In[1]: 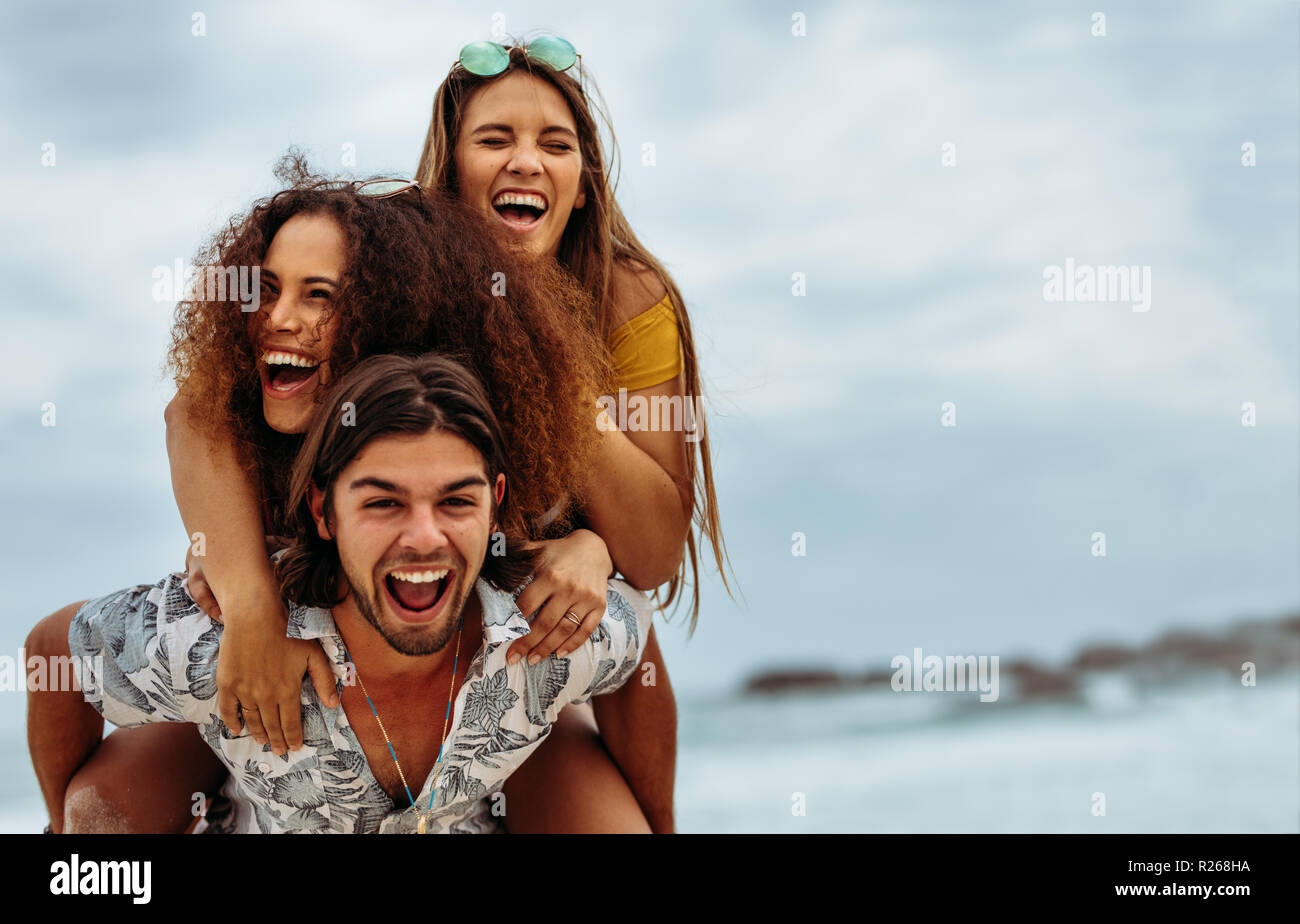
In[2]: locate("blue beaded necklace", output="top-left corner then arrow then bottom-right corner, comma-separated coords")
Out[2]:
342,609 -> 465,834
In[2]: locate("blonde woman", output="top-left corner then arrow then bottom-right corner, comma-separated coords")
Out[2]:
414,36 -> 733,832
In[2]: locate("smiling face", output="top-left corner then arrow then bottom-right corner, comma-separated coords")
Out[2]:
453,71 -> 587,260
310,428 -> 507,656
250,212 -> 346,433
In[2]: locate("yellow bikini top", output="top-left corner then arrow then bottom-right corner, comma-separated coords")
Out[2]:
530,292 -> 686,535
606,293 -> 684,391
532,294 -> 683,533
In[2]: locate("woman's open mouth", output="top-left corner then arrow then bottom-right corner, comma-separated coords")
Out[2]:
260,350 -> 321,399
383,567 -> 454,624
491,191 -> 547,232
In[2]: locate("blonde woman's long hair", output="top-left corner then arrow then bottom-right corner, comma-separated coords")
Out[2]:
416,39 -> 733,632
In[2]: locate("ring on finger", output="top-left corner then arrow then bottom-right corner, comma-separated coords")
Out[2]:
563,611 -> 582,627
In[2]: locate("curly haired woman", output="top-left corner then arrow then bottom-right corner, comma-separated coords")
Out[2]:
27,160 -> 660,833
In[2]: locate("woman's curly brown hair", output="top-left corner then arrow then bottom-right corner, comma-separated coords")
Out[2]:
166,153 -> 611,538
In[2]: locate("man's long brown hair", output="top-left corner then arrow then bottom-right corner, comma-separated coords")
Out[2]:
166,153 -> 610,538
416,41 -> 733,631
275,352 -> 538,607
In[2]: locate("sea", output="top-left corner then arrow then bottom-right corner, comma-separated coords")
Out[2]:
1,670 -> 1295,833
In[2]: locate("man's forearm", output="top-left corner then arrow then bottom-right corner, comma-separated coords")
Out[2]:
591,625 -> 678,833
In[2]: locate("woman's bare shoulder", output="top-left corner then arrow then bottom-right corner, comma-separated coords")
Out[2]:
609,257 -> 669,328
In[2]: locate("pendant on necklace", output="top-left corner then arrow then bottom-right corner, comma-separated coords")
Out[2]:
417,814 -> 427,834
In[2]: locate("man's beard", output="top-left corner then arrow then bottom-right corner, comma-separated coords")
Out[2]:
344,563 -> 474,656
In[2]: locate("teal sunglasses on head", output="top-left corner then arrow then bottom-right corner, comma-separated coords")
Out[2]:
317,179 -> 420,199
457,36 -> 578,76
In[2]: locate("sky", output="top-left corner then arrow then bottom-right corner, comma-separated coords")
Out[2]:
0,0 -> 1297,726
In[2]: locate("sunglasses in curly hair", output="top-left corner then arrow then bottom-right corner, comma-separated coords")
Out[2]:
456,36 -> 578,77
318,179 -> 421,200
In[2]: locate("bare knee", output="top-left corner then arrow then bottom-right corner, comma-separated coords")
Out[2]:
62,717 -> 140,834
26,601 -> 87,660
63,781 -> 132,834
504,703 -> 650,833
62,724 -> 226,833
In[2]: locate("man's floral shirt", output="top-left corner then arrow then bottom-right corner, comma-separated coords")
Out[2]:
69,571 -> 651,833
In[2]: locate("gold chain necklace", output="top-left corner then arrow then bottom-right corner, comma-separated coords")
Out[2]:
343,612 -> 464,834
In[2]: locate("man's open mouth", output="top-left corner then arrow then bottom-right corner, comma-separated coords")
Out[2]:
491,191 -> 547,228
261,350 -> 321,397
383,567 -> 453,623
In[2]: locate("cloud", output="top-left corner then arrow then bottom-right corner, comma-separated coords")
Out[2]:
0,0 -> 1295,704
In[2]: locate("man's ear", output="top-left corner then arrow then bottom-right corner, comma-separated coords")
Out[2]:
308,482 -> 333,541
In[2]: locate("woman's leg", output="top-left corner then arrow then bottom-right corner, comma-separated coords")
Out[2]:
502,702 -> 652,833
26,601 -> 227,833
63,724 -> 227,833
27,600 -> 99,830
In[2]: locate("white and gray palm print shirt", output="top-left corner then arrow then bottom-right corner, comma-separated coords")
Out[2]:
69,571 -> 653,833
